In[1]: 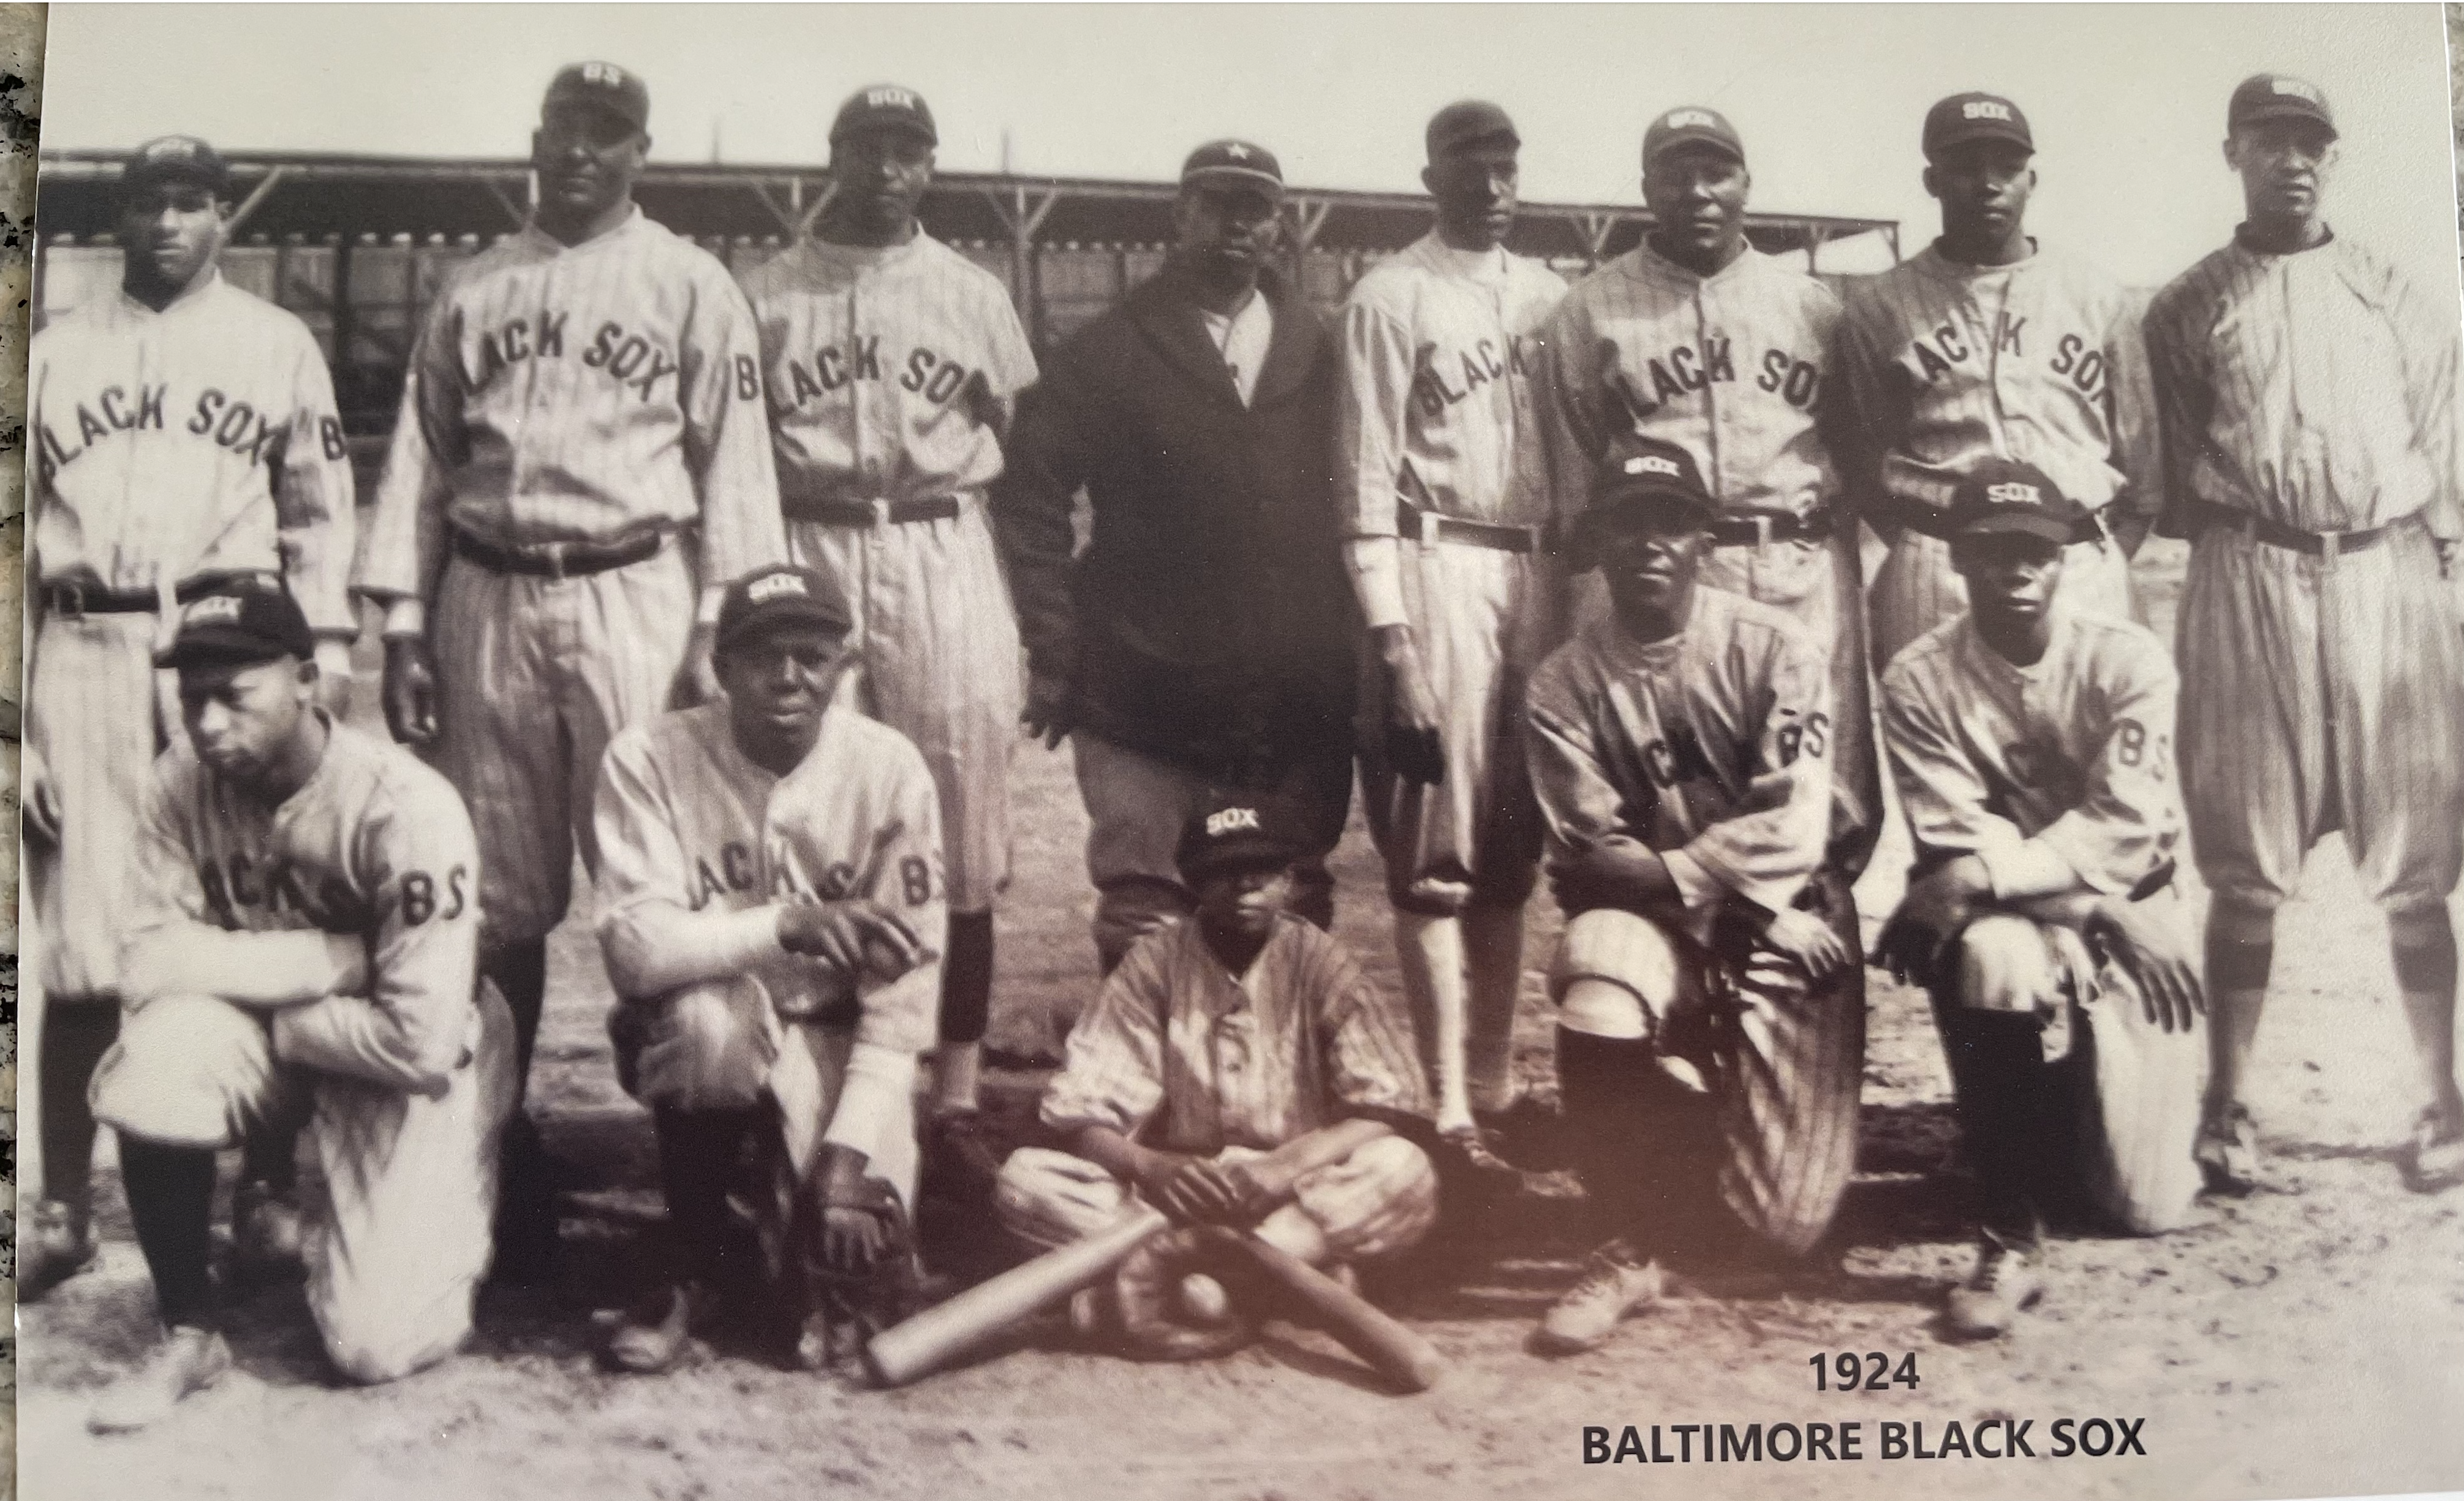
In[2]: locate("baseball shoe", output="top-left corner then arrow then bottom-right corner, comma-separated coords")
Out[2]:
2195,1104 -> 2263,1197
1532,1239 -> 1664,1356
924,1111 -> 1007,1206
88,1326 -> 232,1434
1943,1233 -> 2045,1340
602,1282 -> 714,1374
18,1200 -> 100,1301
232,1181 -> 309,1284
2402,1104 -> 2464,1194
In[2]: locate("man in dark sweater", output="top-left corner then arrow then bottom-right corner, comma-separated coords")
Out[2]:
994,139 -> 1356,973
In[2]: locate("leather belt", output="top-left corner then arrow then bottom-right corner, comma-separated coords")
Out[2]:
41,570 -> 274,619
785,494 -> 964,527
1707,507 -> 1833,548
451,525 -> 668,579
1395,507 -> 1538,554
2182,494 -> 2402,560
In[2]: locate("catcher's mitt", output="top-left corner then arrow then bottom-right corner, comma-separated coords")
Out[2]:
1097,1226 -> 1260,1363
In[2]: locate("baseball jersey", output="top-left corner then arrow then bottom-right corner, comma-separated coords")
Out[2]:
1337,234 -> 1566,614
356,208 -> 785,605
1040,913 -> 1429,1154
28,271 -> 356,634
594,701 -> 944,1072
1535,243 -> 1841,524
1834,243 -> 2156,527
121,719 -> 483,1093
1880,607 -> 2183,898
1525,588 -> 1835,929
742,233 -> 1038,508
2144,233 -> 2462,537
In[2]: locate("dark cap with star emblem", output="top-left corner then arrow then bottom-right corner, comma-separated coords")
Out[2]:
123,135 -> 233,197
1181,138 -> 1283,195
1943,458 -> 2093,545
544,61 -> 651,134
1174,789 -> 1304,882
2228,72 -> 2335,140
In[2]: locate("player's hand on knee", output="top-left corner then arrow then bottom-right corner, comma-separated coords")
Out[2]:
380,637 -> 441,747
1022,673 -> 1075,750
778,899 -> 924,980
2087,896 -> 2206,1033
1765,906 -> 1853,981
1135,1152 -> 1242,1225
22,747 -> 60,847
1374,627 -> 1447,785
814,1144 -> 894,1274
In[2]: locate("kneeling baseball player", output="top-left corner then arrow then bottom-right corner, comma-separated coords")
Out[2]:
593,564 -> 943,1374
994,794 -> 1439,1358
86,584 -> 515,1432
1523,436 -> 1864,1356
1875,460 -> 2204,1339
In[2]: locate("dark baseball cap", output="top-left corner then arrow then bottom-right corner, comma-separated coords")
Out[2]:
544,61 -> 651,134
1642,105 -> 1744,170
1426,100 -> 1519,161
831,84 -> 938,146
714,565 -> 854,654
123,135 -> 232,197
1922,92 -> 2033,161
2228,73 -> 2336,140
1943,458 -> 2092,545
157,583 -> 316,671
1174,792 -> 1303,882
1592,433 -> 1717,524
1181,139 -> 1284,195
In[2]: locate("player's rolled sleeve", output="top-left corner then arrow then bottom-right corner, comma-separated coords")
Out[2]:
592,727 -> 788,999
2141,290 -> 2213,541
2101,296 -> 2163,539
846,762 -> 947,1061
679,273 -> 787,583
1038,941 -> 1171,1138
2030,652 -> 2182,894
1336,301 -> 1421,629
279,335 -> 359,636
354,303 -> 467,606
1831,306 -> 1911,533
1524,662 -> 1639,863
1676,633 -> 1832,915
991,358 -> 1100,683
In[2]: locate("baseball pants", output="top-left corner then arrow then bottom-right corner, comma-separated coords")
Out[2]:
26,611 -> 165,1000
2177,520 -> 2464,917
89,983 -> 517,1383
789,496 -> 1024,916
1551,887 -> 1866,1258
1358,537 -> 1548,913
1869,527 -> 2137,671
1071,732 -> 1353,971
1938,907 -> 2204,1235
994,1136 -> 1440,1263
433,544 -> 697,947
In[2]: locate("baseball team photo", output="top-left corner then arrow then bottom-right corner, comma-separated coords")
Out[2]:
12,4 -> 2464,1499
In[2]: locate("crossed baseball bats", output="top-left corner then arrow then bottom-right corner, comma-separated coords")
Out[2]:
865,1130 -> 1447,1393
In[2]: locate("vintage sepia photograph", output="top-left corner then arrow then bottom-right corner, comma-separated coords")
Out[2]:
12,4 -> 2464,1498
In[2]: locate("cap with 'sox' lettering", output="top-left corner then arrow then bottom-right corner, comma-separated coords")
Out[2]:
1922,92 -> 2033,160
545,61 -> 651,133
1174,790 -> 1304,881
1643,105 -> 1744,169
832,84 -> 938,146
1943,457 -> 2093,545
715,565 -> 855,652
157,581 -> 316,670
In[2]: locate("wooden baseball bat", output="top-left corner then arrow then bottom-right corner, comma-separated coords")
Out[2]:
1212,1228 -> 1448,1393
864,1202 -> 1170,1387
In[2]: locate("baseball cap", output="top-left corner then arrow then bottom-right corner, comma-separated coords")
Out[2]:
1922,93 -> 2033,161
831,84 -> 938,146
157,583 -> 316,671
1426,100 -> 1519,161
1591,434 -> 1718,524
1642,106 -> 1744,170
714,565 -> 855,654
543,61 -> 651,134
1943,458 -> 2092,545
1174,792 -> 1303,883
123,135 -> 232,197
1181,139 -> 1284,195
2228,73 -> 2336,140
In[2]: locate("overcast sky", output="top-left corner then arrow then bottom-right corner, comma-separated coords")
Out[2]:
39,3 -> 2464,289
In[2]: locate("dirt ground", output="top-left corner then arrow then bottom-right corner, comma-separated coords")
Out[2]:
16,545 -> 2464,1501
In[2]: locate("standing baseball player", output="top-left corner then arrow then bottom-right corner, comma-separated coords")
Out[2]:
743,85 -> 1036,1199
594,564 -> 942,1375
84,583 -> 513,1431
1337,101 -> 1566,1163
1838,92 -> 2159,670
356,61 -> 787,1265
1875,460 -> 2204,1339
1523,435 -> 1861,1355
2145,74 -> 2464,1195
1533,105 -> 1881,891
20,135 -> 357,1299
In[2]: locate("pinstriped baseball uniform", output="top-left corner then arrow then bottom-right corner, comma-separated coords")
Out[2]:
356,206 -> 787,945
595,701 -> 945,1208
742,233 -> 1036,914
26,271 -> 355,1002
1880,606 -> 2202,1233
1838,243 -> 2158,665
2145,233 -> 2464,915
90,723 -> 515,1382
1533,243 -> 1880,873
1339,232 -> 1566,907
1525,591 -> 1861,1255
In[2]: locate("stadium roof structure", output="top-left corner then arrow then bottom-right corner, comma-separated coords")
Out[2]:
37,148 -> 1900,267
